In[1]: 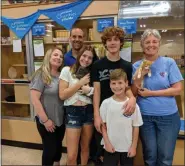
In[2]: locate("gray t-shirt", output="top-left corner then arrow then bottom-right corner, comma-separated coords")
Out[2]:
30,72 -> 64,126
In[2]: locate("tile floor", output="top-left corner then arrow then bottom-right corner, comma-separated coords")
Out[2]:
2,145 -> 95,165
2,145 -> 67,165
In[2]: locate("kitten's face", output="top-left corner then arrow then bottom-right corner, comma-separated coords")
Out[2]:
142,60 -> 153,69
75,67 -> 89,79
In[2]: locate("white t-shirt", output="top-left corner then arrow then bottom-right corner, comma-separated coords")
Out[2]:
100,97 -> 143,152
59,66 -> 92,106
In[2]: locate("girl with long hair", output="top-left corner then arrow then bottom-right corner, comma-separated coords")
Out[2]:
59,45 -> 98,165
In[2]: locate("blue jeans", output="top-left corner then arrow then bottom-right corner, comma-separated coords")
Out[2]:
65,104 -> 93,128
140,112 -> 180,166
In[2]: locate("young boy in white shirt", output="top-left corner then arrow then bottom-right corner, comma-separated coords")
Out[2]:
100,69 -> 143,166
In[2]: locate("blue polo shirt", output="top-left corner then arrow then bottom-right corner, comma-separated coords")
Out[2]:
132,56 -> 183,116
64,50 -> 76,66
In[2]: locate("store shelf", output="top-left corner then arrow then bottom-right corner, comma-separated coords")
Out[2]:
1,79 -> 30,84
12,64 -> 27,67
136,28 -> 184,32
1,44 -> 12,46
1,44 -> 26,47
1,78 -> 29,81
1,101 -> 30,105
44,41 -> 102,45
44,42 -> 69,45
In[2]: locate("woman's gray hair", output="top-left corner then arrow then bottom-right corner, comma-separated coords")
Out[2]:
140,29 -> 161,46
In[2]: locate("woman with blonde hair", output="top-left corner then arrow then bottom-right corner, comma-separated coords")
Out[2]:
59,45 -> 98,165
132,29 -> 183,166
30,46 -> 65,166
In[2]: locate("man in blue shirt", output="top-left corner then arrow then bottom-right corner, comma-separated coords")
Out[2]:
64,28 -> 85,66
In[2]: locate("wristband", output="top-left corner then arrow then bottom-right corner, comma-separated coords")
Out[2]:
43,118 -> 49,124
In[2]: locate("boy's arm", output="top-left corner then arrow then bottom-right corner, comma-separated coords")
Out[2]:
131,126 -> 139,149
101,123 -> 109,144
127,126 -> 139,157
93,82 -> 103,133
102,123 -> 115,153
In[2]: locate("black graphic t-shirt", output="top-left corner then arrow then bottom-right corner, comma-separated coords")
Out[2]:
91,56 -> 132,105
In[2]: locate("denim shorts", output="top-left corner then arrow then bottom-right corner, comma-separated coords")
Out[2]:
65,104 -> 93,128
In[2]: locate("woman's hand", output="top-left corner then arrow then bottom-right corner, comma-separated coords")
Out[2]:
80,85 -> 91,94
79,74 -> 90,86
138,88 -> 153,97
44,119 -> 56,132
123,97 -> 136,116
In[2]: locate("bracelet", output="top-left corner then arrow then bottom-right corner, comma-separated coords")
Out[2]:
42,118 -> 49,124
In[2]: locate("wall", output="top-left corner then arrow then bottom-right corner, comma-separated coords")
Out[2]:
2,1 -> 119,19
2,119 -> 67,146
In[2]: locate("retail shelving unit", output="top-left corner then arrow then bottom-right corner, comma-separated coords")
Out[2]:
1,24 -> 34,121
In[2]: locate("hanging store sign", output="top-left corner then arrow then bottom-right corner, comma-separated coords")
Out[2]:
117,18 -> 137,34
1,12 -> 40,39
97,18 -> 114,32
32,23 -> 46,36
1,0 -> 92,37
39,0 -> 92,30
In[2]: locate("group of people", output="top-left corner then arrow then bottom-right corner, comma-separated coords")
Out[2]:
30,26 -> 183,166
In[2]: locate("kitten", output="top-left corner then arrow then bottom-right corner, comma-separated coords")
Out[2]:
133,59 -> 153,88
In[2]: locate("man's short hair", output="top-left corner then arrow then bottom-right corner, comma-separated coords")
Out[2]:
69,27 -> 84,37
110,69 -> 127,82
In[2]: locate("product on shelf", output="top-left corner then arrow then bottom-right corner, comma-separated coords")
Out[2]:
8,67 -> 17,79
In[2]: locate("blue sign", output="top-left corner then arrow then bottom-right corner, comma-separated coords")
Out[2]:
39,0 -> 92,30
117,18 -> 137,34
97,18 -> 114,32
1,12 -> 40,39
32,23 -> 46,36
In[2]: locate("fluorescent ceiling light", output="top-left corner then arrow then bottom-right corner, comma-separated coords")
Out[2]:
140,1 -> 156,5
152,2 -> 171,14
119,1 -> 171,18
